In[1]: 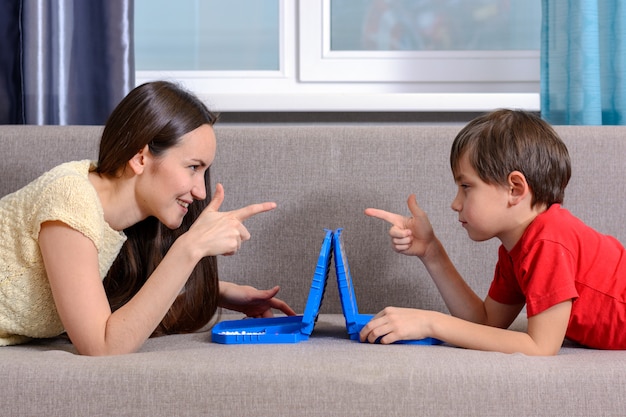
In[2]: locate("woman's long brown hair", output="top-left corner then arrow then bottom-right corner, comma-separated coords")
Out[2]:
97,81 -> 220,336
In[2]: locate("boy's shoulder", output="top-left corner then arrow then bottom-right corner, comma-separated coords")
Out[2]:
521,204 -> 616,252
534,204 -> 577,225
520,204 -> 588,247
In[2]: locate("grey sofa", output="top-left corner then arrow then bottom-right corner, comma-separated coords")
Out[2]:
0,123 -> 625,417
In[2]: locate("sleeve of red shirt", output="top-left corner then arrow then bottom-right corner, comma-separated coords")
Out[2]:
488,245 -> 526,305
489,241 -> 579,317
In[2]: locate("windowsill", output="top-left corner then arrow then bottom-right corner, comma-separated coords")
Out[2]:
197,92 -> 540,113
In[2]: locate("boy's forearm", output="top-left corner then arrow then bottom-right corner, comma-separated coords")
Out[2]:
429,312 -> 559,356
419,237 -> 487,323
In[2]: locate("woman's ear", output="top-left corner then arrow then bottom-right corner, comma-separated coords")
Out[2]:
507,170 -> 530,206
128,144 -> 150,175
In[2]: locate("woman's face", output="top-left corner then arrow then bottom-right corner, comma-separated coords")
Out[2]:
138,124 -> 217,229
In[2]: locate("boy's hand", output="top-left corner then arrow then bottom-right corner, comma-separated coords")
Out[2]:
365,194 -> 436,258
359,306 -> 434,344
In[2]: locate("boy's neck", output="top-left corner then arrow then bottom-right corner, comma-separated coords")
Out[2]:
500,203 -> 548,251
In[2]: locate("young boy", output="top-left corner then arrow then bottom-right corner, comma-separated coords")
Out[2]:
361,109 -> 626,355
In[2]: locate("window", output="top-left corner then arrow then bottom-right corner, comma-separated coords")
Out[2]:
329,0 -> 539,52
135,0 -> 280,71
135,0 -> 541,112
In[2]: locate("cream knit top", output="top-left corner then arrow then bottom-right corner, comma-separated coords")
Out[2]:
0,160 -> 126,345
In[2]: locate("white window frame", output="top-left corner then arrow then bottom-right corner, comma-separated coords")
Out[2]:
135,0 -> 540,112
300,1 -> 540,84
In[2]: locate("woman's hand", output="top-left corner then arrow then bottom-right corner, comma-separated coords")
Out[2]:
186,183 -> 276,258
218,282 -> 296,318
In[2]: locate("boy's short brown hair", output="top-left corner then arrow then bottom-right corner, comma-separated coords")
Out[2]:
450,109 -> 571,208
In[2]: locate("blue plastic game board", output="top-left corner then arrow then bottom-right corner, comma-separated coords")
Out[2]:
211,229 -> 333,344
212,228 -> 442,345
333,228 -> 442,345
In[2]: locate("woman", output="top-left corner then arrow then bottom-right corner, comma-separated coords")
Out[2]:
0,81 -> 294,355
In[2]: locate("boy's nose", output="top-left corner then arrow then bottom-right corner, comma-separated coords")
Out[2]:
450,193 -> 462,212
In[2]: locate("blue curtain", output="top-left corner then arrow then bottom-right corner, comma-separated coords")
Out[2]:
0,0 -> 134,125
541,0 -> 626,125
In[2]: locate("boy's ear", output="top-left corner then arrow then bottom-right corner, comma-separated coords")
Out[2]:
508,170 -> 530,206
128,144 -> 150,175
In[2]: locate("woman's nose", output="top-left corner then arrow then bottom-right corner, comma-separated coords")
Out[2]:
192,178 -> 207,200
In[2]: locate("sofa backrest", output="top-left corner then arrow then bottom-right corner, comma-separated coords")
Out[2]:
1,124 -> 625,315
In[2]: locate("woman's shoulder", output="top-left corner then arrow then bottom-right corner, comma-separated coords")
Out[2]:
8,160 -> 95,197
1,160 -> 92,202
11,160 -> 96,213
2,160 -> 103,239
30,160 -> 94,197
33,161 -> 101,218
43,160 -> 95,183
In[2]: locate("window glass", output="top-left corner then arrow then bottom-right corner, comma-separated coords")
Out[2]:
135,0 -> 540,112
330,0 -> 540,51
135,0 -> 280,71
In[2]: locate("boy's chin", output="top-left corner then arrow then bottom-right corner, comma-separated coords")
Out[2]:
465,231 -> 493,242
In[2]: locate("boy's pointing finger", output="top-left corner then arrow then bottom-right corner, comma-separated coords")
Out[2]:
365,208 -> 406,228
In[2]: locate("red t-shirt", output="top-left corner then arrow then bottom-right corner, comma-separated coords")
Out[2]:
488,204 -> 626,349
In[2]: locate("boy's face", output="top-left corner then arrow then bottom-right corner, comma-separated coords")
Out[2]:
451,153 -> 513,244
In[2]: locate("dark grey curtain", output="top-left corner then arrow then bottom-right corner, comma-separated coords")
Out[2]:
0,0 -> 134,125
0,0 -> 23,123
